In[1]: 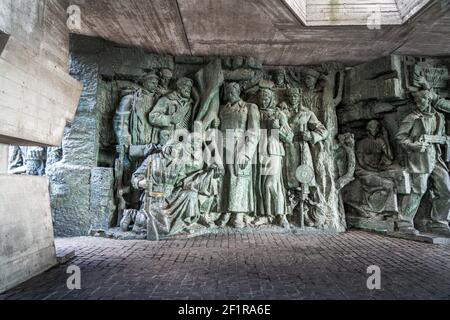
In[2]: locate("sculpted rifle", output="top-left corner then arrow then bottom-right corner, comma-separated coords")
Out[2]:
419,134 -> 450,162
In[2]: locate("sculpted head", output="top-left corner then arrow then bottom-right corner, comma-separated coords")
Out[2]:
159,68 -> 173,89
338,133 -> 355,147
224,82 -> 241,104
141,73 -> 160,93
367,120 -> 381,138
303,69 -> 320,90
413,90 -> 432,113
272,69 -> 286,87
286,87 -> 302,107
176,77 -> 194,99
259,88 -> 276,110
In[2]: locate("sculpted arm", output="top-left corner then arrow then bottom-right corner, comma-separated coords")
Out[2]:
396,116 -> 426,153
308,112 -> 329,144
131,157 -> 149,190
113,95 -> 133,145
432,91 -> 450,114
239,104 -> 261,161
148,98 -> 172,127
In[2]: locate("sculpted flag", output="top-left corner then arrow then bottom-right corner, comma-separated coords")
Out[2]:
194,59 -> 224,129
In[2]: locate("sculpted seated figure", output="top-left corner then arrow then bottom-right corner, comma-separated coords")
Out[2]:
126,134 -> 222,239
345,120 -> 407,218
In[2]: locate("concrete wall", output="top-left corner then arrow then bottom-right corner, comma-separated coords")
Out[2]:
0,144 -> 8,174
0,0 -> 81,293
0,175 -> 57,293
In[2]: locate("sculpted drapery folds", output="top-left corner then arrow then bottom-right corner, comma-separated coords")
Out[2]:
218,82 -> 261,228
257,86 -> 293,228
353,120 -> 399,215
130,135 -> 221,238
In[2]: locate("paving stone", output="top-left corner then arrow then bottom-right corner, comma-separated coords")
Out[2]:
1,231 -> 449,300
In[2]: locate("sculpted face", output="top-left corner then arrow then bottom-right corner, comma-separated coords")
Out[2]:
415,92 -> 431,113
305,75 -> 318,90
288,92 -> 300,107
275,73 -> 285,86
143,77 -> 159,93
161,76 -> 171,88
225,84 -> 241,104
259,90 -> 273,109
367,121 -> 380,137
178,81 -> 193,99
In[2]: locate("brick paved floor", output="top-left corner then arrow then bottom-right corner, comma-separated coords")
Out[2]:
1,231 -> 449,300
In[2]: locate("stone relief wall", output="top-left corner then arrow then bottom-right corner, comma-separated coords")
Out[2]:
11,36 -> 450,240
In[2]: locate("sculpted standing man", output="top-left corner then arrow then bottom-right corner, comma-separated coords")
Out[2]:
396,89 -> 450,236
149,77 -> 195,144
302,68 -> 322,116
285,90 -> 328,190
113,73 -> 160,146
219,82 -> 261,228
158,68 -> 173,97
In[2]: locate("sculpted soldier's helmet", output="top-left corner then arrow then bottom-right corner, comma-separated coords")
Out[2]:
176,77 -> 194,88
160,68 -> 173,78
140,73 -> 159,82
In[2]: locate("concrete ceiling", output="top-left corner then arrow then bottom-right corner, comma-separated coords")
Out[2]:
68,0 -> 450,66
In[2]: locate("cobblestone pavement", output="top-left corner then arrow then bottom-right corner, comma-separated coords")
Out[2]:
1,231 -> 450,300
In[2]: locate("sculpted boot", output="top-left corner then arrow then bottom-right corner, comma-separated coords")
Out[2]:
396,219 -> 420,235
232,213 -> 246,229
429,222 -> 450,237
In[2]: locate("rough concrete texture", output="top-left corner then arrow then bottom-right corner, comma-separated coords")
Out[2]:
48,55 -> 102,237
1,231 -> 449,300
67,0 -> 450,65
0,175 -> 57,293
89,167 -> 115,231
0,0 -> 81,146
48,37 -> 175,237
0,144 -> 8,173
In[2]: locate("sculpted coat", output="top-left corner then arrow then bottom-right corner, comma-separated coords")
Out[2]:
219,99 -> 260,214
285,107 -> 328,189
149,89 -> 194,144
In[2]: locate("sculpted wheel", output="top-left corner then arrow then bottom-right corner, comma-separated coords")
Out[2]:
295,165 -> 315,184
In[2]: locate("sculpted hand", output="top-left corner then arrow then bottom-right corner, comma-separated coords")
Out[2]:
236,154 -> 250,170
301,131 -> 313,142
272,119 -> 281,129
138,179 -> 147,189
414,143 -> 429,153
211,118 -> 221,129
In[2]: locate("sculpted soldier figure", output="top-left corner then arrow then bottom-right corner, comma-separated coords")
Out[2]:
158,68 -> 173,96
396,89 -> 450,236
302,68 -> 322,116
285,90 -> 328,190
130,134 -> 222,238
257,86 -> 293,228
287,87 -> 328,227
272,69 -> 289,89
113,73 -> 160,146
278,87 -> 301,120
149,77 -> 195,145
218,82 -> 260,228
